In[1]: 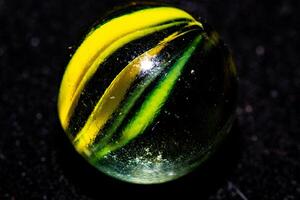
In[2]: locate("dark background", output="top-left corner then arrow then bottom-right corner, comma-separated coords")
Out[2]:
0,0 -> 299,199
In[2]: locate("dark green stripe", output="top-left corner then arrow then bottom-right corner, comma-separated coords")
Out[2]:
90,29 -> 202,154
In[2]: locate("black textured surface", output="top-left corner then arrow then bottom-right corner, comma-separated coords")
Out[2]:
0,0 -> 299,199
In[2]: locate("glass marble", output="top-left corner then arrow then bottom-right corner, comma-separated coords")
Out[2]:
58,3 -> 237,184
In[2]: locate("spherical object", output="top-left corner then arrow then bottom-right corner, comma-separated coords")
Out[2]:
58,4 -> 237,184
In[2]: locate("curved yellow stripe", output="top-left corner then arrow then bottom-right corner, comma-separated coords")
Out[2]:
61,21 -> 188,130
74,31 -> 187,156
58,7 -> 202,130
95,35 -> 203,158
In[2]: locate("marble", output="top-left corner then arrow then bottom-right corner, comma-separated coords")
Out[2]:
57,3 -> 237,184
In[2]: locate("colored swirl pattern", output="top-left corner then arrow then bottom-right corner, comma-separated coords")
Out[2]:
58,5 -> 237,184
